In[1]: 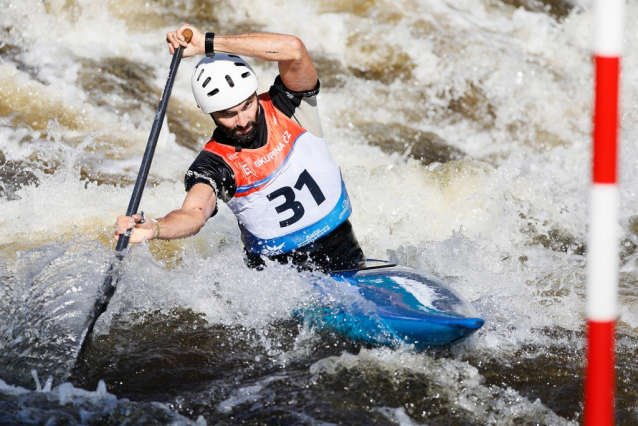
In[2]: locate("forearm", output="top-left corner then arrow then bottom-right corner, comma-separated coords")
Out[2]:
154,208 -> 207,240
217,34 -> 317,91
114,184 -> 215,243
168,25 -> 317,92
214,33 -> 305,62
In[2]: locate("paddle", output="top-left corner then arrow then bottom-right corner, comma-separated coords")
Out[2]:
72,29 -> 193,363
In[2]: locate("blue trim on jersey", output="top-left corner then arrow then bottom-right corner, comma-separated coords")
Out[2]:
234,132 -> 305,196
241,181 -> 353,255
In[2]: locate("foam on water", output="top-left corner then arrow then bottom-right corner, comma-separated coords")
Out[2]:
92,243 -> 316,335
3,0 -> 638,422
309,347 -> 578,424
0,377 -> 207,425
0,0 -> 599,337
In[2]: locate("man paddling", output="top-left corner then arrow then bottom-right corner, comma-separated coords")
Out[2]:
115,24 -> 365,272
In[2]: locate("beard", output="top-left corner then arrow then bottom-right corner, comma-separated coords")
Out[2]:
217,120 -> 259,144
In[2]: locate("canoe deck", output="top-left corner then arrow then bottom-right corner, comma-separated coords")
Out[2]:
298,260 -> 484,348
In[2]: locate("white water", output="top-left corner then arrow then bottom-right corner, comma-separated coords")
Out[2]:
309,348 -> 577,425
2,0 -> 638,422
0,377 -> 207,425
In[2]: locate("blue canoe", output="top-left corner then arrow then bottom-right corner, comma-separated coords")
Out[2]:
298,260 -> 484,348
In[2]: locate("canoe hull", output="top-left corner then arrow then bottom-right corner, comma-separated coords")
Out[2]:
299,260 -> 484,348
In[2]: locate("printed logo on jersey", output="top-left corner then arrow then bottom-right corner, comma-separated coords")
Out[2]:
339,199 -> 350,220
227,152 -> 239,161
261,242 -> 285,256
298,225 -> 331,246
239,161 -> 256,179
254,142 -> 286,167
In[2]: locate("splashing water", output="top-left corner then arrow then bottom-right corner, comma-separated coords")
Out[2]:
3,0 -> 638,424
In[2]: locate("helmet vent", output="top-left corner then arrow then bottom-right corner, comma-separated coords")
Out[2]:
225,75 -> 235,87
234,62 -> 246,67
202,77 -> 211,88
241,72 -> 251,79
197,69 -> 205,81
207,88 -> 219,97
228,54 -> 240,58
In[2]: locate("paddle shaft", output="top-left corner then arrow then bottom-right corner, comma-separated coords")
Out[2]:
117,29 -> 193,250
74,30 -> 193,362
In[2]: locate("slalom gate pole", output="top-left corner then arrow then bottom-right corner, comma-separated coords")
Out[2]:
585,1 -> 624,424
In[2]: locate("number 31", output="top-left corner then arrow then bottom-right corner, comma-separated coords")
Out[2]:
266,169 -> 326,228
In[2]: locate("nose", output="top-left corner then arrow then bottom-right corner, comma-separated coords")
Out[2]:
236,111 -> 250,128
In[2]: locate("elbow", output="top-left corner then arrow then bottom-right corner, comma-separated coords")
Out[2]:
195,211 -> 207,230
185,207 -> 209,235
189,217 -> 207,237
197,207 -> 210,230
285,35 -> 306,61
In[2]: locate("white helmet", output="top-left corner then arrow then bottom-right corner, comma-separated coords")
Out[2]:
191,54 -> 259,113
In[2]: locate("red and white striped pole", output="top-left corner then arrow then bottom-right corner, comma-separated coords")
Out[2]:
585,0 -> 624,424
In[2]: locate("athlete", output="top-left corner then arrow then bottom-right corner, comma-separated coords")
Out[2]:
115,24 -> 365,272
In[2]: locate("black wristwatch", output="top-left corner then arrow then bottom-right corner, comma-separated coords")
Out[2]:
205,32 -> 215,58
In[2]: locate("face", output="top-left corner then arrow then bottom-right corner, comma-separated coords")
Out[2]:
211,93 -> 259,144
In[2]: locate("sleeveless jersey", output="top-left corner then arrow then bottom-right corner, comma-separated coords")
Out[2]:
203,93 -> 352,256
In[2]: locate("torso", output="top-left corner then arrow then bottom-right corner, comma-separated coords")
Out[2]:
203,93 -> 352,256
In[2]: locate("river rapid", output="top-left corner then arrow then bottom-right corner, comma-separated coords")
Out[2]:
2,0 -> 638,424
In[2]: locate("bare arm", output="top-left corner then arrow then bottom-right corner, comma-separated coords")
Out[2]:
166,24 -> 317,92
115,183 -> 217,243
